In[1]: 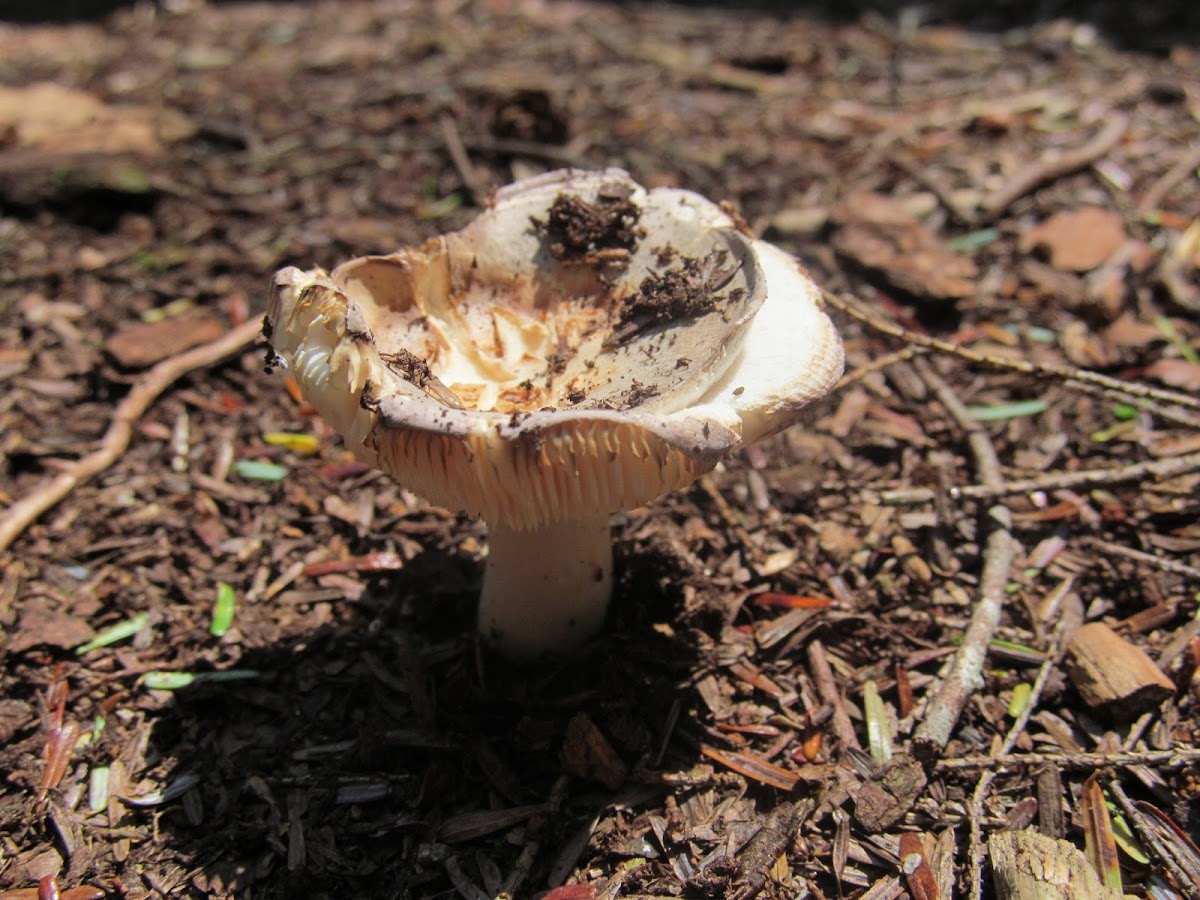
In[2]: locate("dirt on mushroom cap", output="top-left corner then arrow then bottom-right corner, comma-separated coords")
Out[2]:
533,189 -> 645,266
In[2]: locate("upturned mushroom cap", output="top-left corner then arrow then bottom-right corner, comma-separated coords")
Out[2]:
265,168 -> 842,531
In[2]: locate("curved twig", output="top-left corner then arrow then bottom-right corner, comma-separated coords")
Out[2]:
0,318 -> 264,554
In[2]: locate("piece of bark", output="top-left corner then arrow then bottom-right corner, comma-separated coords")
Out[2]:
989,830 -> 1122,900
1065,622 -> 1174,718
854,754 -> 926,833
1036,765 -> 1065,839
727,799 -> 813,900
559,712 -> 627,789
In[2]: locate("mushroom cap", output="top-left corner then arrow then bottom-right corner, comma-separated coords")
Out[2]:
266,168 -> 843,529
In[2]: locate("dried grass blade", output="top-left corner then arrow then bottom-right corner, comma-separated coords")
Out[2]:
699,745 -> 798,791
863,680 -> 893,765
439,804 -> 550,843
37,720 -> 80,803
833,809 -> 849,887
1080,775 -> 1123,892
895,662 -> 914,719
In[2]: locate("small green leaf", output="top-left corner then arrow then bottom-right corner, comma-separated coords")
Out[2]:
1111,403 -> 1137,421
419,192 -> 464,219
141,670 -> 260,691
1091,421 -> 1136,443
233,459 -> 289,481
1008,682 -> 1033,717
141,296 -> 193,321
966,399 -> 1048,422
987,638 -> 1047,665
211,582 -> 236,637
946,227 -> 1000,252
76,612 -> 149,655
1107,806 -> 1150,864
263,432 -> 319,454
1155,315 -> 1200,364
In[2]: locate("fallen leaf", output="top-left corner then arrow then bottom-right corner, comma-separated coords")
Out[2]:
751,592 -> 835,610
1101,314 -> 1163,351
1021,206 -> 1126,271
11,609 -> 94,654
105,314 -> 224,369
1158,219 -> 1200,312
899,832 -> 939,900
438,804 -> 549,843
1143,358 -> 1200,391
816,522 -> 862,560
831,192 -> 978,300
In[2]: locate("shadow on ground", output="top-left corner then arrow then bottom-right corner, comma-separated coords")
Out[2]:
3,0 -> 1199,50
138,540 -> 724,898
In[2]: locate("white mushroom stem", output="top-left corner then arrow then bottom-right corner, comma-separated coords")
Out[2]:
478,514 -> 613,661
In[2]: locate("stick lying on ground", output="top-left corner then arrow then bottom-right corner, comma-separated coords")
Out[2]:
0,317 -> 264,554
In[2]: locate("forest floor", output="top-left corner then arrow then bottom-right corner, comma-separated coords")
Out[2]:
1,2 -> 1199,898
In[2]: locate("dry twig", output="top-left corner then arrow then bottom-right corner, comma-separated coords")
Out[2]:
1081,536 -> 1200,580
912,359 -> 1017,756
834,345 -> 926,392
936,746 -> 1200,772
909,361 -> 1019,900
880,450 -> 1200,506
439,113 -> 489,205
1138,142 -> 1200,216
822,289 -> 1200,421
0,318 -> 264,554
728,799 -> 814,900
807,640 -> 861,752
975,114 -> 1129,222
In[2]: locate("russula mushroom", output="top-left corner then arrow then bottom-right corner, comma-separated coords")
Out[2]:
264,168 -> 843,660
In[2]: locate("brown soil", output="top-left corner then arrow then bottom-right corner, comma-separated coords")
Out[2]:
618,251 -> 735,333
537,192 -> 644,266
1,3 -> 1199,900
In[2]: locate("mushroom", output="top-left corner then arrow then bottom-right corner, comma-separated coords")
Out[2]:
264,168 -> 843,660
